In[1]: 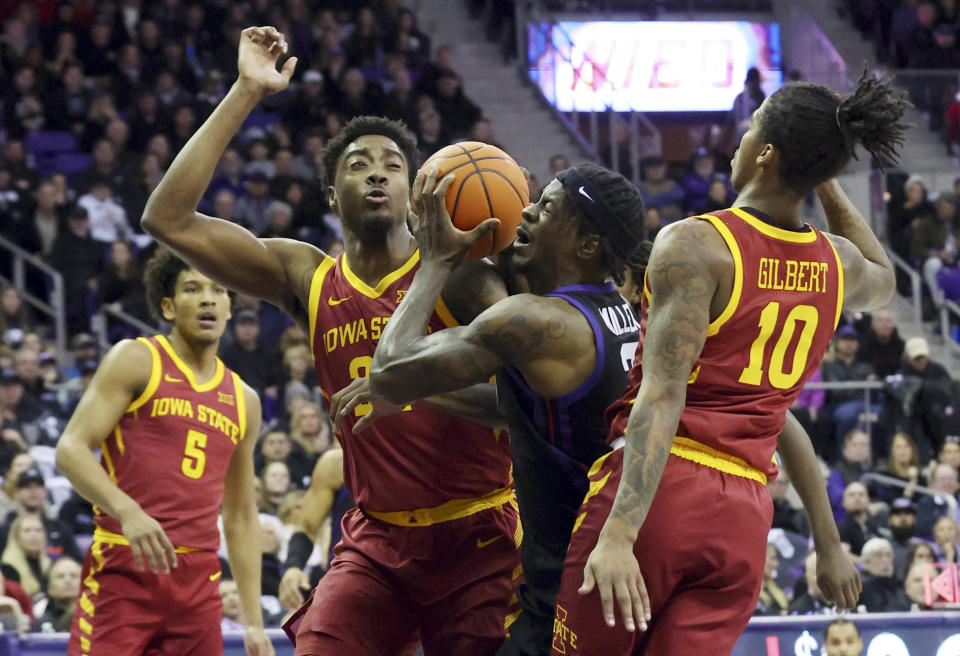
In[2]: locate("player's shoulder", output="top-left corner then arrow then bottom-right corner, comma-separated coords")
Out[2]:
102,337 -> 156,371
262,238 -> 331,309
652,217 -> 729,266
235,378 -> 262,415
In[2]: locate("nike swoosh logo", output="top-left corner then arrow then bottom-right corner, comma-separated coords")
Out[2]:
328,296 -> 352,306
209,571 -> 222,582
578,186 -> 594,202
164,374 -> 184,383
476,536 -> 502,549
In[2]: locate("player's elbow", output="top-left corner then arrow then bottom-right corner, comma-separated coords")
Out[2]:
55,439 -> 79,479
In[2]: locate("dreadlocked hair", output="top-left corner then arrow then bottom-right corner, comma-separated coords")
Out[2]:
321,115 -> 419,189
758,68 -> 911,197
569,163 -> 648,286
143,247 -> 191,321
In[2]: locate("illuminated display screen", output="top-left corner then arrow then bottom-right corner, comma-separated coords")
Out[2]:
527,21 -> 783,112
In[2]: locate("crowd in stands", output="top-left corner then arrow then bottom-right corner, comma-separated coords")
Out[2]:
0,0 -> 957,638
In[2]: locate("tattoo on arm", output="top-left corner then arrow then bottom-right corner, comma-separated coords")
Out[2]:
607,222 -> 715,535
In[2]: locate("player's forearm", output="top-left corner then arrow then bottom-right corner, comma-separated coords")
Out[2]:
776,413 -> 842,551
224,508 -> 265,629
816,179 -> 892,273
55,439 -> 141,521
604,385 -> 684,541
424,382 -> 507,430
371,260 -> 452,398
141,83 -> 264,235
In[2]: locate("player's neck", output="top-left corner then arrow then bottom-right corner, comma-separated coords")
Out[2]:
342,230 -> 417,285
732,181 -> 806,231
167,329 -> 220,382
526,262 -> 603,295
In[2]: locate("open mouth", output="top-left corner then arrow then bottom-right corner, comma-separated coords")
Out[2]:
198,312 -> 217,328
365,189 -> 389,204
514,225 -> 532,247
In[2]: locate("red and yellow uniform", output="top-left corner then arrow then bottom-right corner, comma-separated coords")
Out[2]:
289,250 -> 519,656
552,208 -> 844,656
68,335 -> 247,656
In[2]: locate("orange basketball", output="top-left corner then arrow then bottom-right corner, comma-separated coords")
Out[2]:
420,141 -> 529,259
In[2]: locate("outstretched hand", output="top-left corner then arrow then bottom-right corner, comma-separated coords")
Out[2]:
816,543 -> 862,611
237,26 -> 298,97
579,531 -> 650,633
329,377 -> 405,433
410,165 -> 499,267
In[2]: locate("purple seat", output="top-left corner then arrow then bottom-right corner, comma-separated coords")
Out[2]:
26,131 -> 77,155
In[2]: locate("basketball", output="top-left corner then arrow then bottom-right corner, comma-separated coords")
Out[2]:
420,141 -> 530,259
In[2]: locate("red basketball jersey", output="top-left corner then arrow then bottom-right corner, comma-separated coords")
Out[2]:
94,335 -> 247,550
308,250 -> 512,513
607,208 -> 844,479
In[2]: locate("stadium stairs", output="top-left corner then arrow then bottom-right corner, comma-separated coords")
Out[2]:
413,0 -> 594,183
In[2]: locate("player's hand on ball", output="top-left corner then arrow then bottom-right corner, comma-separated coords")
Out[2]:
411,165 -> 499,267
579,530 -> 650,633
279,567 -> 311,610
118,505 -> 177,574
237,26 -> 297,97
816,543 -> 862,611
243,626 -> 275,656
330,377 -> 403,433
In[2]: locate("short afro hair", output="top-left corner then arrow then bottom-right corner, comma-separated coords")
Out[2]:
321,115 -> 419,189
143,247 -> 192,321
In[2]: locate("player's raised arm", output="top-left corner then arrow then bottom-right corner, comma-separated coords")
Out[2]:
278,449 -> 343,611
580,220 -> 720,633
816,72 -> 910,311
777,411 -> 862,611
56,340 -> 177,575
141,27 -> 317,312
222,384 -> 274,656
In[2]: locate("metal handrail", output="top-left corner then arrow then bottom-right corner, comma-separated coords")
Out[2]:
886,248 -> 924,333
803,380 -> 884,443
939,299 -> 960,363
92,303 -> 159,350
0,234 -> 67,362
861,471 -> 959,517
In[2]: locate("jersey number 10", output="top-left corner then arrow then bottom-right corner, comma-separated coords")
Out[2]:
738,302 -> 819,390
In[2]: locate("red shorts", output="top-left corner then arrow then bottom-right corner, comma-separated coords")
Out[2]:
552,449 -> 773,656
289,498 -> 521,656
68,540 -> 223,656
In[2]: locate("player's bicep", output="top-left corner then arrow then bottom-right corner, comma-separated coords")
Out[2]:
640,224 -> 714,389
223,387 -> 261,521
60,340 -> 152,452
299,451 -> 342,536
148,210 -> 318,310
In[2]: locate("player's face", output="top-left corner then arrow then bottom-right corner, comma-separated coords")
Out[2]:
162,269 -> 231,344
730,103 -> 767,193
330,134 -> 410,242
512,179 -> 580,277
824,624 -> 863,656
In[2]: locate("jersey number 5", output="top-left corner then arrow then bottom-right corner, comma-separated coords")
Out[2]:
181,429 -> 207,479
738,302 -> 819,389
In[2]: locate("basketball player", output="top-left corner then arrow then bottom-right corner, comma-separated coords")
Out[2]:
367,162 -> 645,655
278,448 -> 352,611
141,27 -> 518,655
549,71 -> 908,655
56,249 -> 271,655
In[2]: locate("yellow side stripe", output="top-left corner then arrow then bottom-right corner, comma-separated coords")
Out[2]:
365,487 -> 514,527
78,617 -> 92,635
93,527 -> 202,553
79,591 -> 95,617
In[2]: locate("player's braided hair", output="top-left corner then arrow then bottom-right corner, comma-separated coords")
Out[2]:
569,163 -> 648,286
758,69 -> 911,197
143,247 -> 191,321
321,115 -> 420,189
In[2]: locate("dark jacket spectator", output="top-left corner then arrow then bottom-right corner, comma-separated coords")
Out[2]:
856,309 -> 905,378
